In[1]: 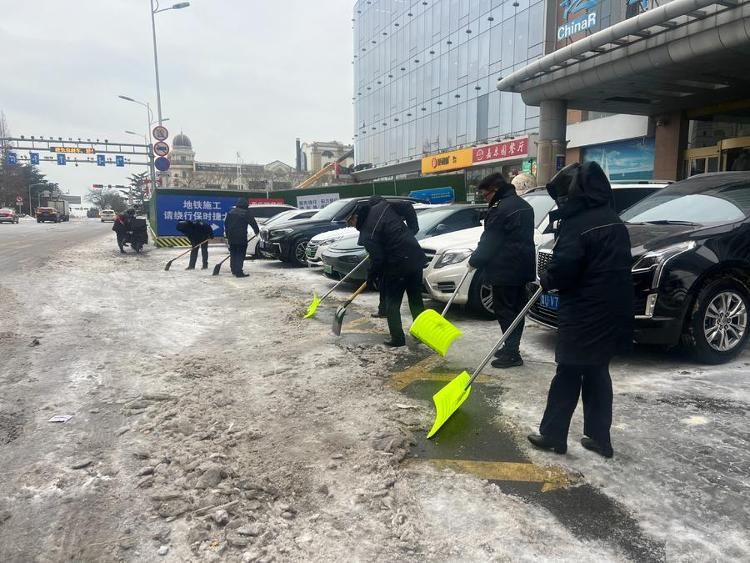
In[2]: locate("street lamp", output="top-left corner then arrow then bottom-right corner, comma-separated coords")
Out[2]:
150,0 -> 190,125
118,95 -> 158,193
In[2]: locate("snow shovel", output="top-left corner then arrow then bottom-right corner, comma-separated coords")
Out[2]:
427,286 -> 543,438
304,255 -> 369,319
164,240 -> 207,271
212,234 -> 257,276
332,281 -> 368,336
409,267 -> 472,356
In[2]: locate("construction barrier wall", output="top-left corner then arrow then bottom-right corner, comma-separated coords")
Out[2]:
148,173 -> 467,243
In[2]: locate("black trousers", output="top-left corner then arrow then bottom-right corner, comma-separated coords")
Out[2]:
384,270 -> 424,344
539,363 -> 613,446
377,276 -> 388,315
188,240 -> 209,268
492,285 -> 527,355
229,243 -> 248,275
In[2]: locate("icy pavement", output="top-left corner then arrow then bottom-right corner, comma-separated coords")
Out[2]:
0,231 -> 747,562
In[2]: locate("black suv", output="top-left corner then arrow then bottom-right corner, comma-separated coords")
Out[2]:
532,172 -> 750,364
257,196 -> 424,266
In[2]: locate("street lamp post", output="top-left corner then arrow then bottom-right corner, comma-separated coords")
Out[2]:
119,95 -> 158,196
149,0 -> 190,126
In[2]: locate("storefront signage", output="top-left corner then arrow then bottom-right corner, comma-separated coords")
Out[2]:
557,0 -> 601,43
249,198 -> 285,205
472,138 -> 530,165
421,148 -> 473,174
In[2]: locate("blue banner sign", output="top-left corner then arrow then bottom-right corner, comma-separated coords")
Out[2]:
30,152 -> 39,165
156,193 -> 244,237
408,187 -> 455,204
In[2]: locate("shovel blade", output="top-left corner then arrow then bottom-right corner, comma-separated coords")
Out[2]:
164,261 -> 173,271
332,305 -> 346,336
427,371 -> 472,438
212,263 -> 222,276
303,293 -> 321,319
409,309 -> 463,357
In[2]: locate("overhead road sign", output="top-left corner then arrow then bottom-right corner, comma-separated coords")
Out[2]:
116,155 -> 125,167
50,146 -> 95,154
7,152 -> 17,165
57,154 -> 66,165
97,154 -> 106,166
30,152 -> 40,165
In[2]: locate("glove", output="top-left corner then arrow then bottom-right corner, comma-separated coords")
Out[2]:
367,270 -> 382,290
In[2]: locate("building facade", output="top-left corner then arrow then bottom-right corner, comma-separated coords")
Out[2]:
299,140 -> 354,173
352,0 -> 546,173
165,133 -> 306,191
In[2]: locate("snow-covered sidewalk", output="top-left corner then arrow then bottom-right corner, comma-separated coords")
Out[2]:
1,231 -> 747,562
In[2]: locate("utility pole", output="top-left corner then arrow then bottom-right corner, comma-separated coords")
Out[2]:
236,152 -> 243,190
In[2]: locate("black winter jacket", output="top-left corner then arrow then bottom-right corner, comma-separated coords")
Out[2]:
468,183 -> 536,286
356,196 -> 426,278
223,208 -> 259,245
540,162 -> 634,365
176,220 -> 214,243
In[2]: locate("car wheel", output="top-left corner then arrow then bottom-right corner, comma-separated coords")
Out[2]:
467,269 -> 495,319
683,276 -> 749,364
291,238 -> 310,267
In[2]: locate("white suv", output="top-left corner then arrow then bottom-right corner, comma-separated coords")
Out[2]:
421,183 -> 668,318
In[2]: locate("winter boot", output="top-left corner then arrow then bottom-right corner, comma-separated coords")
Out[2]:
527,434 -> 567,454
581,437 -> 614,458
491,352 -> 523,369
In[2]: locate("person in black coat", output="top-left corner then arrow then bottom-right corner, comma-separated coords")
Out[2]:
223,199 -> 259,278
468,173 -> 536,368
112,212 -> 128,253
528,162 -> 634,459
176,220 -> 214,270
353,196 -> 426,347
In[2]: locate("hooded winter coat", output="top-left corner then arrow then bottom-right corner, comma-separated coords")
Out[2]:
356,196 -> 426,278
540,162 -> 634,365
223,201 -> 259,245
468,182 -> 536,285
176,220 -> 214,242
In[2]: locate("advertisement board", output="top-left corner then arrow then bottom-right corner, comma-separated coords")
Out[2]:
408,187 -> 455,204
421,148 -> 473,175
296,193 -> 339,210
472,138 -> 530,165
581,137 -> 655,181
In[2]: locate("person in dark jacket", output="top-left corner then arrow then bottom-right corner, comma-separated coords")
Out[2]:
528,162 -> 634,459
176,220 -> 214,270
468,173 -> 536,368
113,212 -> 128,253
353,196 -> 426,347
223,199 -> 259,278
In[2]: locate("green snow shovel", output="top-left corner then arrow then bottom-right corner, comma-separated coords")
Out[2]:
409,267 -> 472,356
212,234 -> 257,276
427,286 -> 543,438
304,255 -> 370,319
332,281 -> 369,336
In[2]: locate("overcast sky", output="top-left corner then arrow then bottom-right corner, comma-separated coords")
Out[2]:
0,0 -> 354,197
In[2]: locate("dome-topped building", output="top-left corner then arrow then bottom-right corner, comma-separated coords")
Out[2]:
172,133 -> 192,149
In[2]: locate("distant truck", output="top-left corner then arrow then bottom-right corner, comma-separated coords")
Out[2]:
48,199 -> 70,222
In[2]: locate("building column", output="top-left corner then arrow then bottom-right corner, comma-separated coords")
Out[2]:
653,112 -> 688,181
537,99 -> 568,185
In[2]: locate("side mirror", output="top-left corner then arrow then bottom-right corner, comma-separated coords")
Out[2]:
434,223 -> 450,234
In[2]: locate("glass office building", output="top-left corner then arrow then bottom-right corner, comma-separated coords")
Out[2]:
353,0 -> 545,169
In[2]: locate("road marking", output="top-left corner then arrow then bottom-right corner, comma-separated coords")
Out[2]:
414,459 -> 578,492
389,355 -> 491,391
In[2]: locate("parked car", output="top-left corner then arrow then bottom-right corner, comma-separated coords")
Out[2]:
246,204 -> 296,225
257,196 -> 425,266
100,209 -> 116,222
305,203 -> 436,266
36,207 -> 61,223
320,204 -> 486,281
0,208 -> 19,224
421,183 -> 668,318
531,172 -> 750,364
247,208 -> 316,257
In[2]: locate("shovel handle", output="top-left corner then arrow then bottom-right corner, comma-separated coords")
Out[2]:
344,281 -> 369,306
440,267 -> 472,317
320,255 -> 370,301
465,286 -> 543,389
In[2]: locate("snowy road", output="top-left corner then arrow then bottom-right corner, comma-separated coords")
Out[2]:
0,230 -> 748,562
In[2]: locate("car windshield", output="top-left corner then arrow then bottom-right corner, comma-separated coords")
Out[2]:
621,177 -> 750,225
523,193 -> 557,228
311,199 -> 352,221
414,206 -> 474,235
264,210 -> 296,225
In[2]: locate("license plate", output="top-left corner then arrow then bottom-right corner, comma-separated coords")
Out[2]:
540,293 -> 559,310
323,264 -> 333,274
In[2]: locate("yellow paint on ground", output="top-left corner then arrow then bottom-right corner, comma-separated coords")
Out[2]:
388,355 -> 491,391
423,459 -> 577,492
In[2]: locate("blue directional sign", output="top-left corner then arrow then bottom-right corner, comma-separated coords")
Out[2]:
57,153 -> 66,166
7,152 -> 17,166
154,156 -> 170,172
115,155 -> 125,167
30,152 -> 40,165
408,187 -> 455,204
97,154 -> 106,166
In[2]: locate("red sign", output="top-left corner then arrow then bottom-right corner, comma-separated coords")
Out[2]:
472,137 -> 530,165
248,198 -> 285,205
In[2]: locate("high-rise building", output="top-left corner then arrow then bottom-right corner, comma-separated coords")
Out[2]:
353,0 -> 546,178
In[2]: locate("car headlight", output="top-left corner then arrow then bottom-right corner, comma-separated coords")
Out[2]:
319,235 -> 345,246
269,228 -> 293,238
632,240 -> 696,288
434,248 -> 473,269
